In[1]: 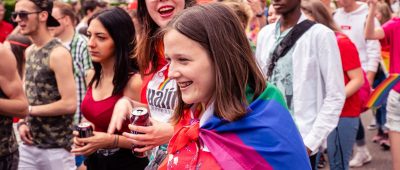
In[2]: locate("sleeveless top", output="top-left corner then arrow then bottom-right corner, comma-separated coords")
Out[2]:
0,90 -> 18,157
25,39 -> 74,150
81,87 -> 129,133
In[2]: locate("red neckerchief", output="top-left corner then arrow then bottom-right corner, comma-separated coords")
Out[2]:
168,104 -> 203,154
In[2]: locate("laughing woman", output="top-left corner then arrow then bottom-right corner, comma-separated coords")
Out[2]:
71,7 -> 148,170
107,0 -> 195,168
158,3 -> 311,170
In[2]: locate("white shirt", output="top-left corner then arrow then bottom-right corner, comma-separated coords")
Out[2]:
334,2 -> 381,72
256,14 -> 345,153
146,64 -> 177,123
392,0 -> 399,14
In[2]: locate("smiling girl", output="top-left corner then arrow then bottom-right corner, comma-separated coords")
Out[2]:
158,3 -> 310,169
107,0 -> 196,168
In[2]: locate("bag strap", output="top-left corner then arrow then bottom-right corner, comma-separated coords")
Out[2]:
266,20 -> 316,79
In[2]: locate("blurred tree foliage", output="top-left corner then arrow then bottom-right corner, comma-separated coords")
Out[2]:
3,0 -> 16,24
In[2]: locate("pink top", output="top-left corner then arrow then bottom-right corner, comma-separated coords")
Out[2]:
381,18 -> 400,92
81,87 -> 129,133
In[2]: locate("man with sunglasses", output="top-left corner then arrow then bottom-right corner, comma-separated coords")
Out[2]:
13,0 -> 77,169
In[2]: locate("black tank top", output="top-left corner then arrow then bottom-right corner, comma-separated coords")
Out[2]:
24,39 -> 74,150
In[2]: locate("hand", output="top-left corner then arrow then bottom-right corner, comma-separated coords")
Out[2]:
72,122 -> 95,148
108,97 -> 146,134
71,131 -> 114,156
19,124 -> 33,145
72,131 -> 86,148
123,118 -> 174,153
247,0 -> 264,15
108,97 -> 133,134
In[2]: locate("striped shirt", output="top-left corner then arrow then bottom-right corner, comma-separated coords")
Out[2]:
61,33 -> 93,124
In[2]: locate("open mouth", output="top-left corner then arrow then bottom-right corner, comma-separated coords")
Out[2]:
158,6 -> 175,17
178,81 -> 193,89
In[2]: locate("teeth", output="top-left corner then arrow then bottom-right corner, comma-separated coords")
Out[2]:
159,7 -> 173,12
179,82 -> 192,88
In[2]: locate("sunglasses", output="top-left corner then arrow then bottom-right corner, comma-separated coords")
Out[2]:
11,11 -> 42,21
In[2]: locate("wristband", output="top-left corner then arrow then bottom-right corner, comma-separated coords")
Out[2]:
28,105 -> 32,115
112,134 -> 119,148
115,135 -> 119,147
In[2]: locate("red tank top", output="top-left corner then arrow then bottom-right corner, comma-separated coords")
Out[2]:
81,87 -> 129,133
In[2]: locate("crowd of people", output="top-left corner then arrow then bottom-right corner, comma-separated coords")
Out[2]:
0,0 -> 399,170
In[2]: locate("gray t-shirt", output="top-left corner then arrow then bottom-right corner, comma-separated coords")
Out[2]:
268,23 -> 294,112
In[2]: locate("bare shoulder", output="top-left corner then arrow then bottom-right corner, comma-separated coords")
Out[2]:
0,44 -> 17,74
123,73 -> 143,100
49,45 -> 73,71
128,73 -> 143,90
49,45 -> 72,61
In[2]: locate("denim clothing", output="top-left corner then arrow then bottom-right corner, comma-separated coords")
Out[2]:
327,117 -> 359,170
373,67 -> 388,132
356,118 -> 366,146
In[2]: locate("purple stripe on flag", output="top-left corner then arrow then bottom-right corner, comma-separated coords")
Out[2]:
200,129 -> 273,170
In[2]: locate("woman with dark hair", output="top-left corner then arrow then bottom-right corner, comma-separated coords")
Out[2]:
107,0 -> 195,168
70,7 -> 148,170
301,0 -> 365,169
4,34 -> 32,78
158,3 -> 310,169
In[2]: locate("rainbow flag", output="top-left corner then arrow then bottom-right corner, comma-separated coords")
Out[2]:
366,74 -> 400,108
200,85 -> 310,169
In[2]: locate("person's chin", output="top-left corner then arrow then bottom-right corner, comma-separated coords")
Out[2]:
157,20 -> 170,28
182,96 -> 197,105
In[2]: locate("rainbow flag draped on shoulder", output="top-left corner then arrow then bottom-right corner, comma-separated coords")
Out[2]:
164,84 -> 311,170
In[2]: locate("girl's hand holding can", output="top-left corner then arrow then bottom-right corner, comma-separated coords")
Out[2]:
123,118 -> 174,153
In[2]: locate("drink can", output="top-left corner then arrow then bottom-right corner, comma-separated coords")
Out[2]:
129,107 -> 150,157
77,122 -> 93,138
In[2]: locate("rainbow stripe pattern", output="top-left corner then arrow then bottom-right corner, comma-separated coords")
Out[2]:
158,78 -> 171,90
366,74 -> 400,108
198,84 -> 310,169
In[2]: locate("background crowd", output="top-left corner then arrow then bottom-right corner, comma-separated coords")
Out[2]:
0,0 -> 399,170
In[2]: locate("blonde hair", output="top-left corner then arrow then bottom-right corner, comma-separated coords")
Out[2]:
376,1 -> 392,24
222,1 -> 253,28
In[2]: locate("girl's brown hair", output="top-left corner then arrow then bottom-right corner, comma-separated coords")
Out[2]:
136,0 -> 196,75
301,0 -> 341,32
222,1 -> 253,28
161,3 -> 266,124
376,1 -> 392,24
